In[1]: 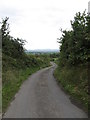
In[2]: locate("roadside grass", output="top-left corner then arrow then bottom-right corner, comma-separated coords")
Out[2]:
0,90 -> 2,115
2,63 -> 50,113
54,65 -> 89,112
51,58 -> 59,64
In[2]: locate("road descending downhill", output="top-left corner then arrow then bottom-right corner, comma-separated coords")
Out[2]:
4,62 -> 88,118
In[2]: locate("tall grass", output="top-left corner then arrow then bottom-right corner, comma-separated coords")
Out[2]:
2,60 -> 50,113
2,67 -> 39,112
54,65 -> 88,111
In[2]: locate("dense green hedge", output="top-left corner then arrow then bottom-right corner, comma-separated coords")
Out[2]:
1,17 -> 50,112
58,11 -> 90,66
55,11 -> 89,112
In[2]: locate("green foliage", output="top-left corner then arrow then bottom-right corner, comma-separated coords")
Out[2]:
2,67 -> 41,112
1,17 -> 50,112
1,17 -> 9,37
1,17 -> 26,60
54,66 -> 88,111
49,53 -> 59,62
58,11 -> 90,66
55,11 -> 90,111
1,17 -> 50,70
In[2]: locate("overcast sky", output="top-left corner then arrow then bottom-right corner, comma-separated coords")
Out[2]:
0,0 -> 89,50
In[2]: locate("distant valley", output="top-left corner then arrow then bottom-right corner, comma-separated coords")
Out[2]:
26,49 -> 59,54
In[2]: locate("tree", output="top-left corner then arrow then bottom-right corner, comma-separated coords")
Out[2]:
58,11 -> 90,66
0,17 -> 26,59
1,17 -> 9,38
71,11 -> 88,63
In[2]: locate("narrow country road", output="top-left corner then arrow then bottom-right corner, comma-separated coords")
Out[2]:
4,63 -> 87,118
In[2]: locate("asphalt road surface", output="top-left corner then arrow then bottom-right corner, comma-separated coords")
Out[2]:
4,63 -> 88,118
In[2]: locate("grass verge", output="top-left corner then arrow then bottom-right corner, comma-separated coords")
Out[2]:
2,64 -> 50,113
54,65 -> 89,113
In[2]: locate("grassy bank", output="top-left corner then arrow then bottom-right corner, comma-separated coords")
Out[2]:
2,64 -> 50,113
54,65 -> 89,112
2,67 -> 35,112
1,17 -> 52,113
2,54 -> 50,113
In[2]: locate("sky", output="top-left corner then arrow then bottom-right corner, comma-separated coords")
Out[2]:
0,0 -> 89,50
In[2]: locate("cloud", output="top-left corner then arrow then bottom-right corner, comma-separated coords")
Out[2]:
0,0 -> 89,50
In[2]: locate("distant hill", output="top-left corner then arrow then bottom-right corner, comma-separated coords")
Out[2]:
26,49 -> 59,54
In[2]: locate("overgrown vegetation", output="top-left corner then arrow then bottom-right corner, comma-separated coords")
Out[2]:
49,53 -> 59,62
54,11 -> 90,111
1,17 -> 50,112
